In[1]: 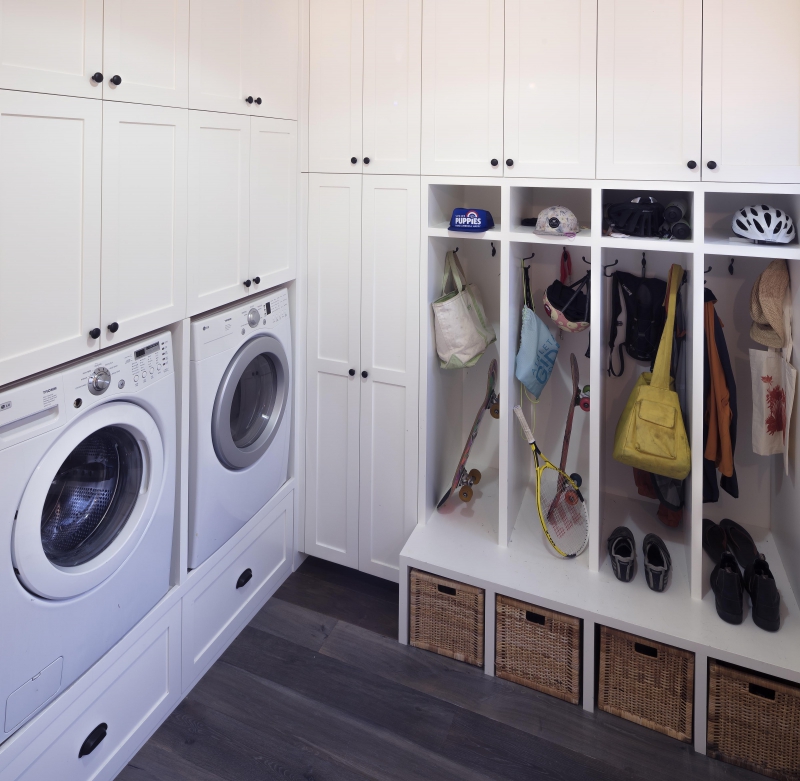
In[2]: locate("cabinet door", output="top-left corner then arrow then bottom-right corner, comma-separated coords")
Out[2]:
0,92 -> 101,388
187,111 -> 250,317
703,0 -> 800,183
505,0 -> 596,179
421,0 -> 504,177
305,174 -> 361,568
596,0 -> 701,181
188,0 -> 250,114
362,0 -> 422,175
101,103 -> 188,348
308,0 -> 363,173
0,0 -> 103,99
359,176 -> 419,581
249,117 -> 297,291
103,0 -> 190,108
250,0 -> 299,120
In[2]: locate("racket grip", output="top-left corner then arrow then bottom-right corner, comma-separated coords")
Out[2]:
513,405 -> 534,444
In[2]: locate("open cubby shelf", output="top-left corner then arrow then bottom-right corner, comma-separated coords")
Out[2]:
407,179 -> 800,739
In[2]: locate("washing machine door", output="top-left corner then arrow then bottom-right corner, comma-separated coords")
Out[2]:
12,402 -> 165,600
211,333 -> 290,471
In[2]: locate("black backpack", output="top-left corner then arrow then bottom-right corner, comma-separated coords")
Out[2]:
607,271 -> 667,377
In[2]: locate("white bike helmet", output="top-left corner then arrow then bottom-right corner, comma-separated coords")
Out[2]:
732,205 -> 796,244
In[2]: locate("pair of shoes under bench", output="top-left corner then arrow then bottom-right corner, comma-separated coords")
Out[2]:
607,527 -> 671,592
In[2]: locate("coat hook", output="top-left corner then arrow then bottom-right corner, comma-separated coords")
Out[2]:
582,256 -> 591,265
705,265 -> 712,273
453,246 -> 459,254
641,252 -> 647,277
491,241 -> 496,257
603,258 -> 619,278
729,257 -> 735,275
521,251 -> 535,263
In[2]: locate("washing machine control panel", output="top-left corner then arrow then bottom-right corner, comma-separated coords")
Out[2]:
87,367 -> 111,395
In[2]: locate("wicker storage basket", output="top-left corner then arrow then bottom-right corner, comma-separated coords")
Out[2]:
597,625 -> 694,742
409,569 -> 484,667
495,595 -> 581,704
708,660 -> 800,780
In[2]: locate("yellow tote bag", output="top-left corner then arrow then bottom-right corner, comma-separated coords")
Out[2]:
613,264 -> 690,480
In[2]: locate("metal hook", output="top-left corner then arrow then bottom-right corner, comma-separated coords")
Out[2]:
603,258 -> 619,278
641,252 -> 647,277
453,247 -> 459,254
521,251 -> 536,263
491,241 -> 496,257
582,256 -> 591,265
729,257 -> 735,275
705,265 -> 712,273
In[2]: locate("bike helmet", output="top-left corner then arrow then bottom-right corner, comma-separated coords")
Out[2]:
543,272 -> 590,333
732,205 -> 795,244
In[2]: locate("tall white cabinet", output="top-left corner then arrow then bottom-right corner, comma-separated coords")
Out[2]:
308,0 -> 422,175
305,174 -> 419,581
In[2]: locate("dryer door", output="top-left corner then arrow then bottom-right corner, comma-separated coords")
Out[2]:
12,402 -> 165,600
211,334 -> 290,471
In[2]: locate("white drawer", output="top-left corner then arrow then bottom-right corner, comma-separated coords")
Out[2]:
182,491 -> 293,691
6,602 -> 181,781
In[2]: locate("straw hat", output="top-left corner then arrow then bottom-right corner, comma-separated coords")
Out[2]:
750,259 -> 789,348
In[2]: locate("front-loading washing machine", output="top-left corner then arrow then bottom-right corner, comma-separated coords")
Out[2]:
188,288 -> 291,569
0,333 -> 175,743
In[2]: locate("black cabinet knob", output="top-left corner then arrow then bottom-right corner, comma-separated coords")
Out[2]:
506,158 -> 514,167
110,75 -> 122,86
236,568 -> 253,589
255,97 -> 262,105
245,96 -> 254,104
363,157 -> 370,164
79,723 -> 108,758
361,370 -> 368,378
707,160 -> 717,169
91,72 -> 104,83
350,156 -> 357,164
490,158 -> 498,167
243,279 -> 252,288
349,369 -> 355,376
89,328 -> 101,340
107,322 -> 119,333
253,276 -> 260,284
687,160 -> 697,169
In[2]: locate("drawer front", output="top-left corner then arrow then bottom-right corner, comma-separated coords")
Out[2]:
9,603 -> 181,781
182,492 -> 293,690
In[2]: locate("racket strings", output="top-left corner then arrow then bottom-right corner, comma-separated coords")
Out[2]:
537,463 -> 588,554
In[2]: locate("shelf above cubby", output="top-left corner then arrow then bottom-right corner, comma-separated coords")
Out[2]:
427,183 -> 502,231
509,185 -> 592,238
428,222 -> 502,239
704,190 -> 800,251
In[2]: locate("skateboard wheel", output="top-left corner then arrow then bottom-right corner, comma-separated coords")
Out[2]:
489,403 -> 500,419
468,468 -> 481,485
579,397 -> 590,412
459,485 -> 473,503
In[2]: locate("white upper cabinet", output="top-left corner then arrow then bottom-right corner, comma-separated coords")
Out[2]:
0,92 -> 101,387
249,117 -> 297,292
187,111 -> 251,317
103,0 -> 190,108
596,0 -> 702,181
362,0 -> 422,175
189,0 -> 250,114
308,0 -> 364,173
703,0 -> 800,184
358,175 -> 419,581
101,102 -> 188,347
250,0 -> 299,120
421,0 -> 504,177
504,0 -> 597,179
0,0 -> 103,99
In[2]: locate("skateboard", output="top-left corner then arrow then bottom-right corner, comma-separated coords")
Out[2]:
437,359 -> 499,509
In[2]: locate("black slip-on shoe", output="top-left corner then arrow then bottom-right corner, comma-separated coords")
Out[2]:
608,526 -> 635,583
711,552 -> 744,624
702,518 -> 728,565
642,534 -> 671,592
744,558 -> 781,632
719,518 -> 760,570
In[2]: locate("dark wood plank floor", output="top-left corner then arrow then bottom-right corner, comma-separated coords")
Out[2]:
120,557 -> 761,781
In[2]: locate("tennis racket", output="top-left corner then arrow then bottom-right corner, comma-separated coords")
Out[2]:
514,405 -> 589,558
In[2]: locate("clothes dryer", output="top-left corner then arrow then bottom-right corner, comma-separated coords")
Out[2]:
188,288 -> 291,569
0,334 -> 175,743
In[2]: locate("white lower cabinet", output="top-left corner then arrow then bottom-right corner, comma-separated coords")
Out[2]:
2,602 -> 181,781
181,492 -> 293,691
305,174 -> 419,581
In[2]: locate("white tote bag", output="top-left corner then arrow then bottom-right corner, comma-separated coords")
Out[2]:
432,251 -> 496,369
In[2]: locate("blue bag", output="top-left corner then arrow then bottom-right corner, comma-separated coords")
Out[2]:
515,264 -> 559,399
449,208 -> 494,232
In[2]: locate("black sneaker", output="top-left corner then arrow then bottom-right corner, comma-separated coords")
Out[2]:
744,558 -> 781,632
702,518 -> 727,565
711,551 -> 744,625
608,526 -> 635,582
719,518 -> 760,570
642,534 -> 671,592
